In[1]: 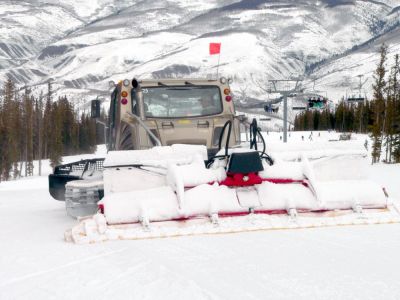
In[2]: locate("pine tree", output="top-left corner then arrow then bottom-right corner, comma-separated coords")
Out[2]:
78,112 -> 89,152
49,101 -> 63,169
34,92 -> 44,175
23,88 -> 34,176
371,44 -> 388,164
306,110 -> 313,130
0,91 -> 4,182
381,65 -> 398,163
391,54 -> 400,162
335,101 -> 345,132
58,96 -> 75,155
42,98 -> 51,159
359,101 -> 371,134
312,110 -> 320,130
294,115 -> 300,131
0,78 -> 99,180
345,104 -> 355,132
319,109 -> 329,130
2,79 -> 16,180
13,89 -> 23,179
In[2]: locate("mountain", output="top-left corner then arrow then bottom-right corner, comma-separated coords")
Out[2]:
0,0 -> 399,102
304,9 -> 400,100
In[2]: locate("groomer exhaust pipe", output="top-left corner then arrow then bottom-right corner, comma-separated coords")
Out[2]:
132,78 -> 146,121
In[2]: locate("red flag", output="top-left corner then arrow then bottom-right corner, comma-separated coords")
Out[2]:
209,43 -> 221,55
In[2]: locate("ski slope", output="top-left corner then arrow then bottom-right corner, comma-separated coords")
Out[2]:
1,132 -> 400,300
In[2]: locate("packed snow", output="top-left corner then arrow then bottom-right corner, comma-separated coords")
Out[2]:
1,132 -> 400,300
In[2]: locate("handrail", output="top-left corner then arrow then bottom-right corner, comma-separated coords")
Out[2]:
126,112 -> 162,147
218,120 -> 232,157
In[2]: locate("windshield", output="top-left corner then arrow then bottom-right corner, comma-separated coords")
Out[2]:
133,86 -> 223,118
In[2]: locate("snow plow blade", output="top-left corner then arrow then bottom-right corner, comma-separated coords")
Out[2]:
49,158 -> 105,201
65,206 -> 400,244
49,174 -> 81,201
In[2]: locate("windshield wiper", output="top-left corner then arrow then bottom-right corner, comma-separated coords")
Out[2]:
166,87 -> 191,90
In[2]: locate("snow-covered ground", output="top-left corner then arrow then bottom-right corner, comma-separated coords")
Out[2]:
1,132 -> 400,300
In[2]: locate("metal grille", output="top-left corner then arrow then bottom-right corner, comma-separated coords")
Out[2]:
54,158 -> 105,175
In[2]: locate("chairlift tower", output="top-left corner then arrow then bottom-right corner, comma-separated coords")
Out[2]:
357,75 -> 368,133
344,75 -> 368,132
357,74 -> 368,98
267,79 -> 303,143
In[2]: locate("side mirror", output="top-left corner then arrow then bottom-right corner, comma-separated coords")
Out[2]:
91,99 -> 101,119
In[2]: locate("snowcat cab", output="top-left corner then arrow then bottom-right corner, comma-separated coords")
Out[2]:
105,78 -> 240,157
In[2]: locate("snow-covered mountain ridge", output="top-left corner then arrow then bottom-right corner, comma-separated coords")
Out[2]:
0,0 -> 399,101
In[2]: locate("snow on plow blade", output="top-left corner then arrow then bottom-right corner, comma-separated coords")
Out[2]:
64,145 -> 400,244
